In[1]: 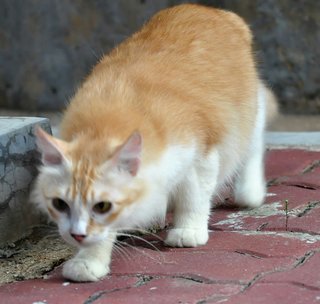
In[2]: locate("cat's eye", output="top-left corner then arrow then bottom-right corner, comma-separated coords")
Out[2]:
93,201 -> 112,214
52,198 -> 70,213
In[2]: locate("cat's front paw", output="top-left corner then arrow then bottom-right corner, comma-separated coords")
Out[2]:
165,228 -> 209,247
62,258 -> 109,282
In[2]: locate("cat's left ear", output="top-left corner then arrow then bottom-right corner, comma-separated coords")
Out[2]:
112,131 -> 142,176
35,126 -> 69,166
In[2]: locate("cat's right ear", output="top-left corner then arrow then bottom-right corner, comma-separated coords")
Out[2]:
111,131 -> 142,176
35,126 -> 68,166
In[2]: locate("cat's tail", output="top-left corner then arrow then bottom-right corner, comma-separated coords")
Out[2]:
261,82 -> 279,125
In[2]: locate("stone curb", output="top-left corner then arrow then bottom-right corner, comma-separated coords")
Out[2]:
0,117 -> 51,246
266,132 -> 320,151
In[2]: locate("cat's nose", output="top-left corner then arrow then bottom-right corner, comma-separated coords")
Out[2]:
71,233 -> 86,242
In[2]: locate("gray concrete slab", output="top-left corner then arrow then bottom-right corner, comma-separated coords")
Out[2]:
266,132 -> 320,151
0,117 -> 51,246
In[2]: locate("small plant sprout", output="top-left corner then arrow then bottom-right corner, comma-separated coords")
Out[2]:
284,199 -> 289,231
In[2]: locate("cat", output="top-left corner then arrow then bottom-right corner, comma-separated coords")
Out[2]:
32,4 -> 277,282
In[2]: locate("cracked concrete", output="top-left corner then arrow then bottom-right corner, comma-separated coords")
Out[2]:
0,117 -> 51,246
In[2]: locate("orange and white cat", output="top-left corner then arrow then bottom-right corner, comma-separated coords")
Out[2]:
32,4 -> 277,282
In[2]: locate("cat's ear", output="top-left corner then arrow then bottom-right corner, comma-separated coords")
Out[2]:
35,126 -> 69,166
112,131 -> 142,176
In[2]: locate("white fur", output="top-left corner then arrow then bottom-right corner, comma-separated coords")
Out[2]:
165,150 -> 219,247
32,84 -> 268,281
96,144 -> 199,233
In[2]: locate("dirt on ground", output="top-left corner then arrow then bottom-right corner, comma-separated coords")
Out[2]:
0,226 -> 75,285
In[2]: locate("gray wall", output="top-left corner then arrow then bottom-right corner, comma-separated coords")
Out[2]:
0,0 -> 319,113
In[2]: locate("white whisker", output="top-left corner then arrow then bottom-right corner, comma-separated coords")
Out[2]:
113,243 -> 132,262
116,239 -> 163,264
117,232 -> 162,254
116,227 -> 164,242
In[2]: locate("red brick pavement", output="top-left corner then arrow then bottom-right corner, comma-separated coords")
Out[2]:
1,149 -> 320,304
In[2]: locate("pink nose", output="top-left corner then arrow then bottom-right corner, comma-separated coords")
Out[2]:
71,234 -> 86,242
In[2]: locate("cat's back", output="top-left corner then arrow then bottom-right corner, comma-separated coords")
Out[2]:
121,4 -> 257,146
104,4 -> 257,111
136,4 -> 251,46
62,4 -> 258,153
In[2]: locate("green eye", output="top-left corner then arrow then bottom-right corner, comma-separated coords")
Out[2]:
93,201 -> 112,214
52,198 -> 69,213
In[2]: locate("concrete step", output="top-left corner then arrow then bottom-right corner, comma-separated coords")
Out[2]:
0,117 -> 51,245
266,132 -> 320,150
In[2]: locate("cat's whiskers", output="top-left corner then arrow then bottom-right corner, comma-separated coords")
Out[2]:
115,238 -> 163,264
116,227 -> 164,242
116,232 -> 162,254
112,242 -> 132,262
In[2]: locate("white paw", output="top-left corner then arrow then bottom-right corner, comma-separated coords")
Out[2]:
165,228 -> 209,247
62,258 -> 109,282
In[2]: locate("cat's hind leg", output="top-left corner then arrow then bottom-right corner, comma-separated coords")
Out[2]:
165,150 -> 219,247
234,84 -> 267,208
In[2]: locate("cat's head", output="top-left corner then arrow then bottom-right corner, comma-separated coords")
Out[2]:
32,127 -> 145,247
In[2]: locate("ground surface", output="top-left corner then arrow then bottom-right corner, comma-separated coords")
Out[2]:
1,148 -> 320,303
0,226 -> 74,285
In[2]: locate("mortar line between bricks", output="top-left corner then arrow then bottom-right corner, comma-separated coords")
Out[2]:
268,179 -> 320,189
194,278 -> 250,304
196,292 -> 239,304
83,274 -> 156,304
234,230 -> 320,242
83,287 -> 132,304
113,273 -> 244,287
171,274 -> 245,286
302,160 -> 320,174
282,183 -> 319,190
257,280 -> 320,292
281,281 -> 320,291
295,201 -> 320,217
293,250 -> 316,268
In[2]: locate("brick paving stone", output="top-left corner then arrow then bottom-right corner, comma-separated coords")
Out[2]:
93,277 -> 242,304
224,282 -> 320,304
124,230 -> 320,264
278,166 -> 320,190
261,252 -> 320,289
265,149 -> 320,180
211,185 -> 320,232
0,274 -> 138,304
110,232 -> 319,284
111,247 -> 294,282
260,204 -> 320,235
266,185 -> 320,209
160,231 -> 320,258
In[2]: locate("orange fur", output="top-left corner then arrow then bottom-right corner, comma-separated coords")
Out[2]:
60,4 -> 258,165
33,5 -> 274,282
